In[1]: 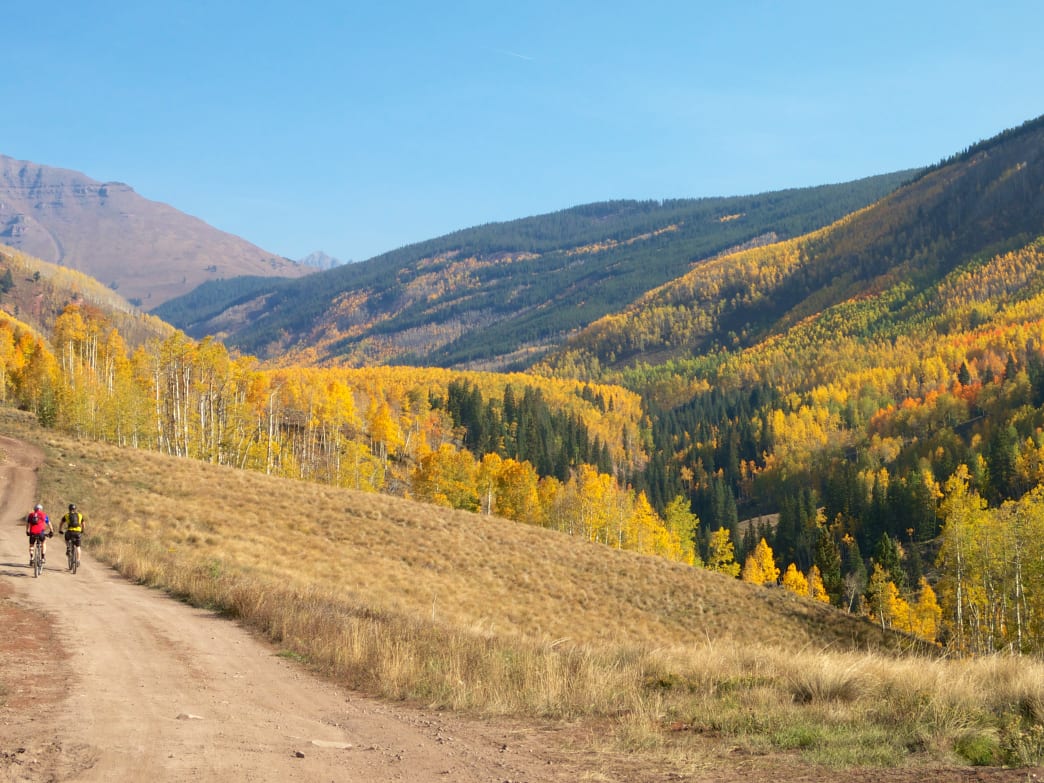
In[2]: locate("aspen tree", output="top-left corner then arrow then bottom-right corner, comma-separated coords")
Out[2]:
781,563 -> 810,596
937,465 -> 988,652
707,527 -> 740,577
741,538 -> 779,586
808,565 -> 831,603
494,458 -> 541,524
664,495 -> 701,566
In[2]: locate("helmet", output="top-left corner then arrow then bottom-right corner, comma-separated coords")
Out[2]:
69,503 -> 76,511
34,504 -> 42,511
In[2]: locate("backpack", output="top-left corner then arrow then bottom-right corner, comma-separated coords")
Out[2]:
27,510 -> 46,531
66,512 -> 82,532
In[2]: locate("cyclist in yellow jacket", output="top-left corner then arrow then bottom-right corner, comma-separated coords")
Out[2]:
59,503 -> 85,571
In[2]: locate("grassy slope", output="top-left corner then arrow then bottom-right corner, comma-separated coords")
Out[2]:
14,408 -> 1044,770
19,408 -> 887,653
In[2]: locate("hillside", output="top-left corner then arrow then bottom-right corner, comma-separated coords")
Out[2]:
6,120 -> 1044,773
0,154 -> 310,307
18,409 -> 1033,777
0,242 -> 173,348
544,114 -> 1044,379
154,172 -> 915,370
15,408 -> 895,654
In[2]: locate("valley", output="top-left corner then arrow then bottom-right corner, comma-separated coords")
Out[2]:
4,114 -> 1044,777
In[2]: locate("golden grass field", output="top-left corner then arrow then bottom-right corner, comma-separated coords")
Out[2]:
7,407 -> 1044,771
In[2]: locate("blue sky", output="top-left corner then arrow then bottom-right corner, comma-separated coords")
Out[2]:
3,2 -> 1042,263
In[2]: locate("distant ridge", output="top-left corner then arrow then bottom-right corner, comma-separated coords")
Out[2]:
155,171 -> 916,370
0,154 -> 311,308
298,250 -> 345,269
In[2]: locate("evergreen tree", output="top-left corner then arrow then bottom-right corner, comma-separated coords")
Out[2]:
842,534 -> 868,613
957,361 -> 971,386
985,423 -> 1019,503
871,532 -> 907,592
813,524 -> 844,605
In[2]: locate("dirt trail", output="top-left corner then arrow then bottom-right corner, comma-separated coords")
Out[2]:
0,436 -> 580,782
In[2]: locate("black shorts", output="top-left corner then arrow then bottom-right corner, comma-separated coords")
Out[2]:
65,532 -> 82,546
28,532 -> 47,545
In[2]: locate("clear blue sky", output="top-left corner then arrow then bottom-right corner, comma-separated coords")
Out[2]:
3,1 -> 1042,263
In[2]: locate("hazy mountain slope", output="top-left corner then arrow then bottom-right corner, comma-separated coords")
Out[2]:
0,154 -> 310,308
544,114 -> 1044,376
156,172 -> 915,370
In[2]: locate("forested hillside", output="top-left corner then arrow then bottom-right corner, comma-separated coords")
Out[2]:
155,172 -> 913,370
534,114 -> 1044,655
0,243 -> 172,347
544,115 -> 1044,378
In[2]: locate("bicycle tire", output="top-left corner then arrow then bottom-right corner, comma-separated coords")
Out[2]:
33,539 -> 43,578
67,541 -> 76,573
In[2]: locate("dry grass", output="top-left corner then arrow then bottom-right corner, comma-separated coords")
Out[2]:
8,407 -> 1044,770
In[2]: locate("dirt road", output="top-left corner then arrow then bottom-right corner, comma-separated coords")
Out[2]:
0,436 -> 582,782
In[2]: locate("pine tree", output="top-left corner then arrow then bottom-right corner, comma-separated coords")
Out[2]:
813,523 -> 843,605
872,532 -> 907,592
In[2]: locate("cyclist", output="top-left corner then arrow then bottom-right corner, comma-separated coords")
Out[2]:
26,503 -> 52,567
59,503 -> 85,570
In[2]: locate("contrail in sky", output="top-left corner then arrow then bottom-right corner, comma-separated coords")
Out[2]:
492,48 -> 534,61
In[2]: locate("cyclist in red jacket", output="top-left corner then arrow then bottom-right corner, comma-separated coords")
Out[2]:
26,503 -> 52,567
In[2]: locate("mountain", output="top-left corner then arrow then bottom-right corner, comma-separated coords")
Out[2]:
298,250 -> 346,269
0,154 -> 311,308
155,171 -> 916,369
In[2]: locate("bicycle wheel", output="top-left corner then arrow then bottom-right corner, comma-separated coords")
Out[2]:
71,544 -> 79,575
33,540 -> 42,578
67,540 -> 75,572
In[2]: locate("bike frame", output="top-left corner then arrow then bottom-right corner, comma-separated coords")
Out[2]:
33,536 -> 43,577
66,537 -> 80,574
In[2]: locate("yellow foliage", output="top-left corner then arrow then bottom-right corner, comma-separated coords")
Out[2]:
707,528 -> 740,577
741,538 -> 780,586
781,563 -> 810,596
808,565 -> 831,603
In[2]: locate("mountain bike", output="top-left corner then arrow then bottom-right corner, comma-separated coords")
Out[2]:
66,536 -> 80,574
31,535 -> 44,578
